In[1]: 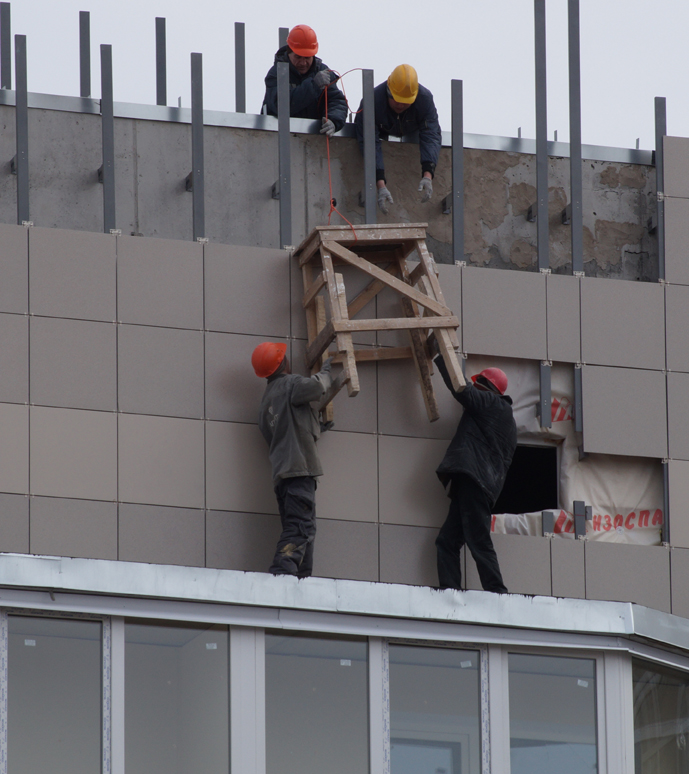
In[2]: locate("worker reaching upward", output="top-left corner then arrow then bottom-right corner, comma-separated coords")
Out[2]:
262,24 -> 347,138
355,64 -> 442,213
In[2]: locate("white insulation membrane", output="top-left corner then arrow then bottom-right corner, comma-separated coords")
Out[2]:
465,356 -> 663,546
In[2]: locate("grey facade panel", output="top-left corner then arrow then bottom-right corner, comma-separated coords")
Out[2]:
311,519 -> 379,582
665,284 -> 689,371
670,547 -> 689,618
668,459 -> 689,549
581,366 -> 667,458
206,510 -> 281,573
546,274 -> 580,363
0,404 -> 29,494
0,224 -> 28,314
465,534 -> 552,596
585,542 -> 671,612
30,316 -> 116,411
118,324 -> 204,419
0,313 -> 28,404
379,523 -> 437,587
550,538 -> 586,599
28,226 -> 116,321
0,492 -> 29,553
667,374 -> 689,461
664,197 -> 689,286
580,277 -> 665,370
663,136 -> 689,198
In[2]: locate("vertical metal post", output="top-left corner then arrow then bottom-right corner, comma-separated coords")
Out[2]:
155,17 -> 166,106
234,22 -> 246,113
655,96 -> 667,281
278,27 -> 288,48
539,361 -> 552,429
362,68 -> 376,224
451,79 -> 464,263
662,461 -> 670,544
534,0 -> 549,271
573,499 -> 586,539
573,365 -> 583,433
568,0 -> 583,274
14,34 -> 28,224
277,60 -> 291,246
191,52 -> 205,240
100,44 -> 116,232
79,11 -> 90,98
0,2 -> 10,90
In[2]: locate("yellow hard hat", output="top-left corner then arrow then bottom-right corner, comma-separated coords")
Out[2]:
387,64 -> 419,104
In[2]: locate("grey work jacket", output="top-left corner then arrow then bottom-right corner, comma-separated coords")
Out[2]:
258,369 -> 332,485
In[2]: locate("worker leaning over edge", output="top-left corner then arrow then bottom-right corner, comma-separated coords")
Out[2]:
252,342 -> 333,577
354,64 -> 442,213
434,355 -> 517,593
262,24 -> 347,138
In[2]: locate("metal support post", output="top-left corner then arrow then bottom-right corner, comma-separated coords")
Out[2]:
0,2 -> 10,89
662,460 -> 670,544
191,52 -> 205,240
79,11 -> 90,98
655,96 -> 667,280
155,17 -> 166,106
541,511 -> 555,535
573,500 -> 587,539
100,44 -> 116,232
362,68 -> 376,224
277,60 -> 291,246
451,79 -> 464,263
539,361 -> 552,429
14,33 -> 28,224
534,0 -> 549,271
278,27 -> 288,47
568,0 -> 583,274
234,22 -> 245,113
573,365 -> 583,433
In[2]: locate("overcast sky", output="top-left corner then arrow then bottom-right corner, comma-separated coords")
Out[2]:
9,0 -> 689,150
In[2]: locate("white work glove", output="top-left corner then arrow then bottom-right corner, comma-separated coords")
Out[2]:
377,186 -> 394,214
321,356 -> 334,373
320,117 -> 336,137
313,69 -> 332,90
418,176 -> 433,202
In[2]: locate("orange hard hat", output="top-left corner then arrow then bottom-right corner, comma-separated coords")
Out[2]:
471,367 -> 508,395
286,24 -> 319,57
252,342 -> 287,378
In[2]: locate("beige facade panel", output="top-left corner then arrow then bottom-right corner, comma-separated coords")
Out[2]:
550,538 -> 586,599
0,493 -> 29,553
465,534 -> 552,596
118,503 -> 205,566
581,366 -> 667,458
0,224 -> 28,314
205,244 -> 290,337
30,406 -> 116,501
666,284 -> 689,371
585,542 -> 671,612
117,235 -> 203,329
546,274 -> 581,363
664,197 -> 689,286
462,266 -> 547,360
378,435 -> 449,528
663,136 -> 689,198
668,459 -> 689,549
580,277 -> 665,370
379,524 -> 437,587
29,227 -> 116,321
0,313 -> 28,405
29,496 -> 117,560
312,519 -> 379,582
206,510 -> 282,572
667,374 -> 689,461
118,414 -> 205,509
670,548 -> 689,618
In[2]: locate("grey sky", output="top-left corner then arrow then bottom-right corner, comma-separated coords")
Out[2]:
10,0 -> 689,150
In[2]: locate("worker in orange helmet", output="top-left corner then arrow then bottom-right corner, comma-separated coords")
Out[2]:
252,341 -> 334,577
433,356 -> 517,593
354,64 -> 442,213
262,24 -> 347,138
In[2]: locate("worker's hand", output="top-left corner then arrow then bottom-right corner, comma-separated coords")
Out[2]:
418,176 -> 433,202
320,118 -> 336,137
377,186 -> 394,214
321,356 -> 334,372
313,69 -> 332,90
320,420 -> 334,433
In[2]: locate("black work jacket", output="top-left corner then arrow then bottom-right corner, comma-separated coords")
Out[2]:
435,357 -> 517,506
262,46 -> 347,132
354,81 -> 441,181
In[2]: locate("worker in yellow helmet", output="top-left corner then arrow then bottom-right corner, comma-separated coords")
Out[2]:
355,64 -> 442,214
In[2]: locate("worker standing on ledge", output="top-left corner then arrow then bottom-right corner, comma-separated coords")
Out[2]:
354,64 -> 441,213
434,356 -> 517,593
262,24 -> 347,138
252,342 -> 333,578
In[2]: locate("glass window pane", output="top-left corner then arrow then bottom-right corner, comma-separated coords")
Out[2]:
8,615 -> 102,774
633,658 -> 689,774
389,645 -> 481,774
266,633 -> 368,774
508,653 -> 598,774
125,620 -> 229,774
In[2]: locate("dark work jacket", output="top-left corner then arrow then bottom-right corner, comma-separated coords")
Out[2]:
262,46 -> 347,132
354,82 -> 441,181
258,369 -> 332,485
435,357 -> 517,506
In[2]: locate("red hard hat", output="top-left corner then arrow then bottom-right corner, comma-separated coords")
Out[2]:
252,342 -> 287,378
287,24 -> 319,57
471,367 -> 508,395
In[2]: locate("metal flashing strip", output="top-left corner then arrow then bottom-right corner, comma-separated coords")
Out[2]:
0,89 -> 654,166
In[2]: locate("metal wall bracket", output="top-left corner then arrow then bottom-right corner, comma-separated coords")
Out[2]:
542,510 -> 556,536
647,214 -> 657,234
271,179 -> 280,200
539,268 -> 551,275
97,165 -> 103,183
657,191 -> 666,202
526,203 -> 537,222
441,194 -> 451,215
573,499 -> 589,539
455,260 -> 467,268
185,171 -> 193,192
561,203 -> 572,225
9,154 -> 16,174
573,270 -> 585,278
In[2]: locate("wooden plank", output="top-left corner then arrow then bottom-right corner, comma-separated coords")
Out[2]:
314,296 -> 334,422
305,319 -> 336,369
323,241 -> 451,318
399,294 -> 439,422
333,316 -> 459,332
302,271 -> 326,309
436,329 -> 466,392
417,250 -> 461,350
347,263 -> 398,318
327,347 -> 412,363
335,272 -> 360,397
292,229 -> 322,267
408,262 -> 425,287
302,262 -> 318,348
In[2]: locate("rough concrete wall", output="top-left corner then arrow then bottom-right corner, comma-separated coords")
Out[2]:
0,105 -> 657,279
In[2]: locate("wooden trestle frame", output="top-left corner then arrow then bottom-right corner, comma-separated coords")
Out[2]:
293,222 -> 466,423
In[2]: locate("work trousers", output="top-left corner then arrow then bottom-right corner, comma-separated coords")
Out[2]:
436,474 -> 508,593
269,476 -> 317,578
